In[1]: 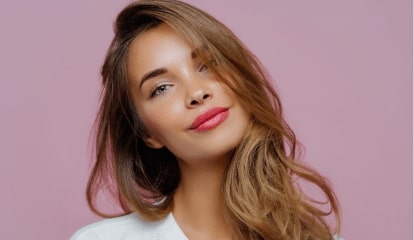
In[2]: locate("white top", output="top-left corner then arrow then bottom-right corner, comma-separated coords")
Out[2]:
71,213 -> 188,240
71,212 -> 344,240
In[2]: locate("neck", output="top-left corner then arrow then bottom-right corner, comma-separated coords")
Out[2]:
172,157 -> 232,240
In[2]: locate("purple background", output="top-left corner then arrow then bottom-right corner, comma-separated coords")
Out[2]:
0,0 -> 412,239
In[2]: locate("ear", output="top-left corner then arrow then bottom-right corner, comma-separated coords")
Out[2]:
142,135 -> 164,149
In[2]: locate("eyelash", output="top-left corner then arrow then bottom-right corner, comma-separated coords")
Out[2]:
149,84 -> 172,98
199,63 -> 208,72
199,59 -> 217,72
148,60 -> 216,98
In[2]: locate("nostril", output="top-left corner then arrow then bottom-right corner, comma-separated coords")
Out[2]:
189,92 -> 211,106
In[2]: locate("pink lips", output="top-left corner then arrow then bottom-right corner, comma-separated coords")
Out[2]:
190,107 -> 229,132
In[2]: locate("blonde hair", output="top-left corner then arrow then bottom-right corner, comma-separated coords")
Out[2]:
87,0 -> 341,239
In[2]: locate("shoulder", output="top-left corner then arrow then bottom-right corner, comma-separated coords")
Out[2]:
70,213 -> 178,240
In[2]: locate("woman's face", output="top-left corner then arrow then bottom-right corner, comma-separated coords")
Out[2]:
127,24 -> 250,164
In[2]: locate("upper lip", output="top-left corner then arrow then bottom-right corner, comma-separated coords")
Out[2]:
190,107 -> 229,129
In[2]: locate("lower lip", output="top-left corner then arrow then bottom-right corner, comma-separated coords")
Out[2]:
193,110 -> 229,132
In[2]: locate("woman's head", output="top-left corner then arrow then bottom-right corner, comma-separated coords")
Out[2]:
90,0 -> 275,217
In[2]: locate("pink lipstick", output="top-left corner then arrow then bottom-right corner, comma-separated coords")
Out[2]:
190,107 -> 229,132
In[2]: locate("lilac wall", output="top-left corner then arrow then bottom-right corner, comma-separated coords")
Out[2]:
0,1 -> 411,239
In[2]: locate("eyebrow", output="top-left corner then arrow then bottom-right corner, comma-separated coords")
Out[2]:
139,68 -> 167,89
139,51 -> 199,89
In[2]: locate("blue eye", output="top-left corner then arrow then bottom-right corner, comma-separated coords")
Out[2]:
150,84 -> 172,98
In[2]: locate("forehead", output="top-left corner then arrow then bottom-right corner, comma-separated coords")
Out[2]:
127,25 -> 192,71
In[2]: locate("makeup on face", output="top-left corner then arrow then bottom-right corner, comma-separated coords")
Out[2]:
127,24 -> 250,162
189,107 -> 229,132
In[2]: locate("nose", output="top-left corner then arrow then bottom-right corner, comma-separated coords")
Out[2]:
188,90 -> 211,106
186,83 -> 213,108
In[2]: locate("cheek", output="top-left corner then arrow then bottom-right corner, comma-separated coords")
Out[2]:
140,112 -> 169,136
138,102 -> 183,138
216,81 -> 240,103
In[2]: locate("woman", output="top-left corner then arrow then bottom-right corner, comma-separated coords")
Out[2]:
72,0 -> 341,239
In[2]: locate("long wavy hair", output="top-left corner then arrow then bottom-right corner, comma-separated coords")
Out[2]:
87,0 -> 341,239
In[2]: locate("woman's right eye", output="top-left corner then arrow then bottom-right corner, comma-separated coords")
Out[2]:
149,84 -> 172,98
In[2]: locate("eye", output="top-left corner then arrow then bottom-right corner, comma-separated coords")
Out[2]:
199,63 -> 208,72
150,84 -> 172,98
199,60 -> 217,72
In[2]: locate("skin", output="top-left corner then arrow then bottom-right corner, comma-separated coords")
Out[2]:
127,24 -> 250,240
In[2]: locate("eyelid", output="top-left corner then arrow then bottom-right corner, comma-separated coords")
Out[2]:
198,59 -> 217,72
139,68 -> 167,89
149,82 -> 173,98
199,63 -> 208,72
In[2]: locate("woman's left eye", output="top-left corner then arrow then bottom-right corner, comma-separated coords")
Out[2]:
199,60 -> 217,72
149,84 -> 172,98
199,64 -> 208,72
